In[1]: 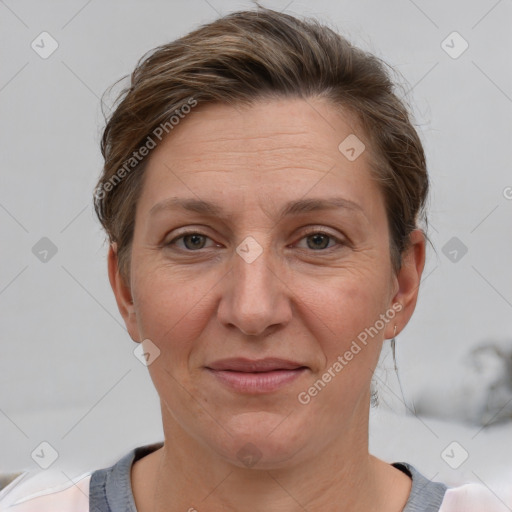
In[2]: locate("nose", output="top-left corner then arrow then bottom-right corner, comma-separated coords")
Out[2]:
217,238 -> 292,337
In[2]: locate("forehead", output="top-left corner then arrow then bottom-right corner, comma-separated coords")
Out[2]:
137,97 -> 384,223
151,97 -> 362,164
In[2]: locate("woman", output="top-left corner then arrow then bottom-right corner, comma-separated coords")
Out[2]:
0,5 -> 506,512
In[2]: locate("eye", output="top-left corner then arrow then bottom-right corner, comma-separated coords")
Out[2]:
165,229 -> 346,253
295,230 -> 345,251
166,232 -> 217,251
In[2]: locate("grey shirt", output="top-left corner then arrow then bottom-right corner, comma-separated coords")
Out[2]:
89,442 -> 448,512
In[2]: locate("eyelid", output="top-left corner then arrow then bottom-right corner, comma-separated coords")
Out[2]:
298,226 -> 345,239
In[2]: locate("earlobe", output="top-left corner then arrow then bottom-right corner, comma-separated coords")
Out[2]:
386,229 -> 426,339
107,242 -> 139,341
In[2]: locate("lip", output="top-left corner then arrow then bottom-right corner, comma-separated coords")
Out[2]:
206,357 -> 307,372
205,358 -> 308,394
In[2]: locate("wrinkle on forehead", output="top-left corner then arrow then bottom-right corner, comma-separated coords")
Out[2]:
158,96 -> 361,148
150,130 -> 349,180
140,97 -> 377,220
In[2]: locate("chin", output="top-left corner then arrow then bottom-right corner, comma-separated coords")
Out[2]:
212,413 -> 312,470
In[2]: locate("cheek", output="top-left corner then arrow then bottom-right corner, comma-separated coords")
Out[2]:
299,269 -> 388,344
294,268 -> 390,404
295,278 -> 386,409
132,265 -> 213,361
132,268 -> 215,418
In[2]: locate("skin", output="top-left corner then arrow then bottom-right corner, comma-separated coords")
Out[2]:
108,96 -> 426,511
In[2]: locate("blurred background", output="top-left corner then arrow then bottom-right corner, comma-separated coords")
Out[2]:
1,0 -> 511,499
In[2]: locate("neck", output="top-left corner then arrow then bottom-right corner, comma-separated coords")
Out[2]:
132,401 -> 411,512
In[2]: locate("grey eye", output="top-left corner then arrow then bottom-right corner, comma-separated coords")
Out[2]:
306,233 -> 331,250
182,234 -> 208,250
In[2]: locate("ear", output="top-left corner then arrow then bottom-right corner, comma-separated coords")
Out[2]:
107,242 -> 140,342
384,229 -> 426,339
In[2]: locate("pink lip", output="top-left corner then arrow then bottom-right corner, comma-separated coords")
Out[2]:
206,368 -> 308,393
205,358 -> 308,393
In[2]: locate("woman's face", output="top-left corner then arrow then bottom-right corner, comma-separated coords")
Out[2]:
110,97 -> 424,469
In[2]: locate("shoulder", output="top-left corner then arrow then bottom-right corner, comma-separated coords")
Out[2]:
0,443 -> 163,512
394,461 -> 512,512
0,471 -> 91,511
439,482 -> 512,512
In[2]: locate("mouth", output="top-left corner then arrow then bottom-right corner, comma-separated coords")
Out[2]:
205,358 -> 309,393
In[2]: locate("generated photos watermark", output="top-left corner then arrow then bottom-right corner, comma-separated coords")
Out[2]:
94,97 -> 198,200
297,302 -> 403,405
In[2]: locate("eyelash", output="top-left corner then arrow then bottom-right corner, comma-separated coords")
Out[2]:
165,228 -> 347,254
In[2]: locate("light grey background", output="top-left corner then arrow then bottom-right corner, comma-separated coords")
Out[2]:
1,0 -> 511,494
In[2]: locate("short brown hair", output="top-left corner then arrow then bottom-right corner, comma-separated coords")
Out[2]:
94,5 -> 430,284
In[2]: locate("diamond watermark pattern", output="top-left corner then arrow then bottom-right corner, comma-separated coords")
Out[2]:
31,32 -> 59,59
32,237 -> 58,263
236,442 -> 262,468
442,236 -> 468,263
441,31 -> 469,59
134,338 -> 161,366
441,441 -> 469,469
236,236 -> 263,264
338,134 -> 366,161
31,441 -> 59,469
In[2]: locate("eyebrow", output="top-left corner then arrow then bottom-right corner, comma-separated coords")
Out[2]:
149,196 -> 366,223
